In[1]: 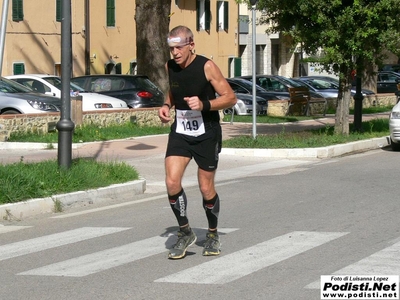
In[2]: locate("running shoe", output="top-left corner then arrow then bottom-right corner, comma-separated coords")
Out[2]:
168,229 -> 197,259
202,231 -> 221,256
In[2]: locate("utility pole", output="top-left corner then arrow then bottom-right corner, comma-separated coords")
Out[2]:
250,0 -> 258,139
0,0 -> 10,75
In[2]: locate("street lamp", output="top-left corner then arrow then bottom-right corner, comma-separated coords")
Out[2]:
250,0 -> 258,139
56,0 -> 75,169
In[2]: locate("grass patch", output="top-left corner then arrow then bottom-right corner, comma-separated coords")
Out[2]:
0,158 -> 139,204
8,122 -> 171,143
223,118 -> 389,149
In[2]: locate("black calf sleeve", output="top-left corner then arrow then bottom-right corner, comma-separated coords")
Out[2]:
203,193 -> 220,230
169,189 -> 189,227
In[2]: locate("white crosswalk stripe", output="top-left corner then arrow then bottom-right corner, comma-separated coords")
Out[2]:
305,240 -> 400,289
0,227 -> 130,262
155,231 -> 348,284
2,227 -> 397,286
17,228 -> 239,277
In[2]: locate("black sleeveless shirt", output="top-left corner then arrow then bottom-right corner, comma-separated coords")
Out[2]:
167,55 -> 220,132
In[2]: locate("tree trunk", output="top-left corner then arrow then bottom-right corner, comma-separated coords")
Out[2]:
135,0 -> 171,95
334,64 -> 352,135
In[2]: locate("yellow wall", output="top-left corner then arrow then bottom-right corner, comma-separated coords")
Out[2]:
0,0 -> 238,78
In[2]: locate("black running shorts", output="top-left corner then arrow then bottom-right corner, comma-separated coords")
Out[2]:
166,124 -> 222,171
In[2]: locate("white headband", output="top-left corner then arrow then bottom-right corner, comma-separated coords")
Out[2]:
167,36 -> 193,47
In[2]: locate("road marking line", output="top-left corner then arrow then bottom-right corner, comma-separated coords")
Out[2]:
305,240 -> 400,289
155,231 -> 348,285
17,228 -> 239,277
0,227 -> 130,262
0,225 -> 32,234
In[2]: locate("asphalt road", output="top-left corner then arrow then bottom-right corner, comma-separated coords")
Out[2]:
0,147 -> 399,300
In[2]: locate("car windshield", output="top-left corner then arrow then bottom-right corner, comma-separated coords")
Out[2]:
43,77 -> 86,92
234,79 -> 268,92
0,77 -> 33,93
277,76 -> 303,88
305,79 -> 339,90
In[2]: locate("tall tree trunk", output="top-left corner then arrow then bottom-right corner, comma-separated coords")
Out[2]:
334,64 -> 351,135
135,0 -> 171,95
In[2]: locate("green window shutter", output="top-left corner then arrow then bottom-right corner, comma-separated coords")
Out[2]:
196,0 -> 200,31
204,0 -> 210,31
106,0 -> 115,27
56,0 -> 61,22
12,0 -> 23,22
234,58 -> 241,77
13,63 -> 25,75
224,1 -> 229,30
115,63 -> 122,74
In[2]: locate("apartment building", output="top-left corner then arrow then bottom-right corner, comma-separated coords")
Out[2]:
0,0 -> 239,78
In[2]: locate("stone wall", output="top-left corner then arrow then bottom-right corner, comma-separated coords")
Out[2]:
0,108 -> 174,142
268,93 -> 397,117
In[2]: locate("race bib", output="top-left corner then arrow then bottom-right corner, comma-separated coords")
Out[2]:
175,109 -> 205,137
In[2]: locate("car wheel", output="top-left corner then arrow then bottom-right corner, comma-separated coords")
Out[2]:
1,109 -> 20,115
223,107 -> 234,115
390,138 -> 400,151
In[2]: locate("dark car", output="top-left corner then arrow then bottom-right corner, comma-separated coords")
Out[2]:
226,78 -> 286,104
376,71 -> 400,94
237,74 -> 325,100
71,74 -> 164,109
0,77 -> 61,115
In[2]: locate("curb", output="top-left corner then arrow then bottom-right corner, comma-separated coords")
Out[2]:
1,178 -> 145,221
220,137 -> 390,158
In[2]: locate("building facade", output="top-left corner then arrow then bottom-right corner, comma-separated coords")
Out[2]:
0,0 -> 239,79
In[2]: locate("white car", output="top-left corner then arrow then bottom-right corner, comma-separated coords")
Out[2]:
389,102 -> 400,151
6,74 -> 129,111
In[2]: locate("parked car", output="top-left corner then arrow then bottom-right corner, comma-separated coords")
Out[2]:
0,77 -> 61,115
71,75 -> 164,109
237,74 -> 326,100
389,101 -> 400,151
222,93 -> 267,116
376,71 -> 400,94
297,76 -> 375,96
6,74 -> 128,111
226,78 -> 285,104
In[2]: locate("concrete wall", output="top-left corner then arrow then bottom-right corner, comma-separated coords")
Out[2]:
0,108 -> 172,142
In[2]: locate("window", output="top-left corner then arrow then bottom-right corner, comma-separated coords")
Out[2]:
130,61 -> 137,75
216,1 -> 228,31
239,15 -> 249,34
13,63 -> 25,75
196,0 -> 210,31
56,0 -> 61,22
106,0 -> 115,27
12,0 -> 23,22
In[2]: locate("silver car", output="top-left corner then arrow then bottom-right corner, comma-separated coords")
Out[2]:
223,93 -> 267,116
0,77 -> 61,115
6,74 -> 129,111
389,102 -> 400,151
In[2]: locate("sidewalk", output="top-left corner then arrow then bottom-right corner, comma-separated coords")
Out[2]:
0,114 -> 390,221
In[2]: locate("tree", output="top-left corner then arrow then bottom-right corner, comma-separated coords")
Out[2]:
241,0 -> 400,134
135,0 -> 171,95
